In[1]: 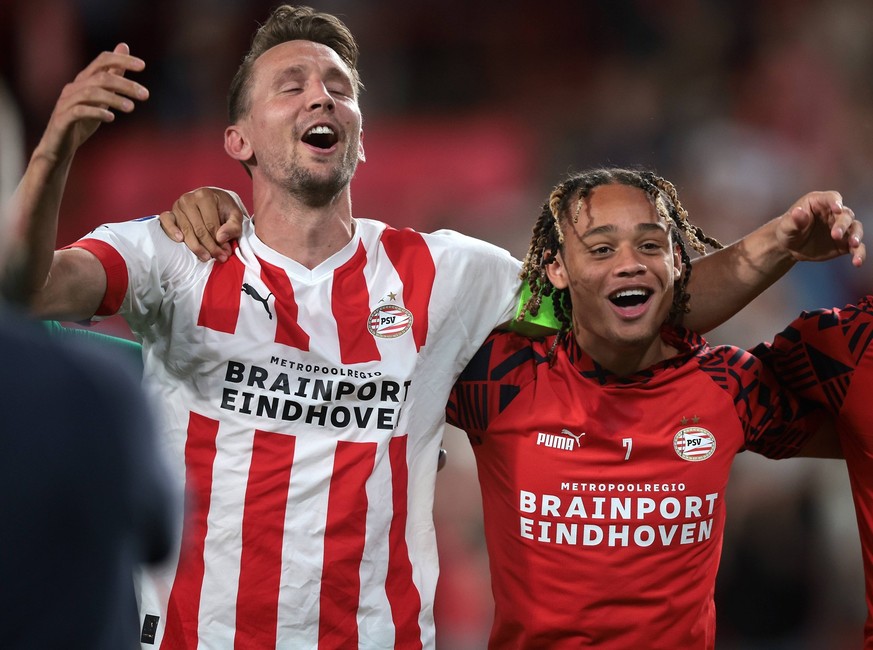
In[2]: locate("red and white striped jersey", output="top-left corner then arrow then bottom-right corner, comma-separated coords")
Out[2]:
447,328 -> 818,649
71,216 -> 521,649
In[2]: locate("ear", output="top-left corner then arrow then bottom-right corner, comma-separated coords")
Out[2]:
225,124 -> 253,163
545,250 -> 569,289
672,244 -> 683,278
358,129 -> 366,163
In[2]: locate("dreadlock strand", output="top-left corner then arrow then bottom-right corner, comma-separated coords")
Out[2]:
519,200 -> 566,321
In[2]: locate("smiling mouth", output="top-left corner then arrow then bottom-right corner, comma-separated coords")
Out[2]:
609,288 -> 652,308
302,125 -> 338,149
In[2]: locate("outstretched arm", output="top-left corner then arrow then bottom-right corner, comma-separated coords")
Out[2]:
156,187 -> 866,338
4,44 -> 148,319
684,191 -> 864,333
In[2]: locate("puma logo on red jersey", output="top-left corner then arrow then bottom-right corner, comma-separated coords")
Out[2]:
536,429 -> 585,451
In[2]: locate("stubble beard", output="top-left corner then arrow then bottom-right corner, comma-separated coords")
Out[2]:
281,140 -> 360,208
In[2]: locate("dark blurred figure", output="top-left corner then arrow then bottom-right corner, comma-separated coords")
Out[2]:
0,77 -> 178,650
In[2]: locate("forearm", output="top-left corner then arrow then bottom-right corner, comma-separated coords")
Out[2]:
684,218 -> 793,333
3,45 -> 149,307
2,150 -> 75,304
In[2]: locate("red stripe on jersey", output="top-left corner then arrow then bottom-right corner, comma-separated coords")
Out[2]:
380,228 -> 434,352
66,239 -> 129,316
386,435 -> 424,648
198,256 -> 245,333
257,255 -> 310,350
318,440 -> 377,648
161,412 -> 220,648
234,430 -> 296,649
332,241 -> 380,363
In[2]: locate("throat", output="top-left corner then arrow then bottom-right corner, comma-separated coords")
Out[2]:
254,214 -> 356,270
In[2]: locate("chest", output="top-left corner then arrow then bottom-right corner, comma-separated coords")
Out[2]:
472,368 -> 745,494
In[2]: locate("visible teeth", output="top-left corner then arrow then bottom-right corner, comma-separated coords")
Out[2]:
306,125 -> 335,136
611,289 -> 648,299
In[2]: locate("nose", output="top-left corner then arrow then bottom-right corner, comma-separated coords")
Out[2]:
614,247 -> 647,277
307,82 -> 335,112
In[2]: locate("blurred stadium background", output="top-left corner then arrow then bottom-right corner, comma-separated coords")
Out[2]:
3,0 -> 871,646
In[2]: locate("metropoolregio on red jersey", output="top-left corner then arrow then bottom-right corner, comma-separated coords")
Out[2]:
448,327 -> 818,650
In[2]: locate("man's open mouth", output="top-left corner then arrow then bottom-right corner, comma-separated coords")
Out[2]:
608,288 -> 652,308
302,125 -> 338,149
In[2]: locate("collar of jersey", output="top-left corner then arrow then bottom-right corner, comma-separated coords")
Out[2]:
243,217 -> 364,282
563,326 -> 705,386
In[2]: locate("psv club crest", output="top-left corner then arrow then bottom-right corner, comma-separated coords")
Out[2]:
368,305 -> 413,339
673,426 -> 716,462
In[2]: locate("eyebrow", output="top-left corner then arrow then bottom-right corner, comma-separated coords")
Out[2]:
580,222 -> 668,239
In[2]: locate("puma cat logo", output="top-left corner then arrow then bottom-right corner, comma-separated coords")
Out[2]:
241,283 -> 273,319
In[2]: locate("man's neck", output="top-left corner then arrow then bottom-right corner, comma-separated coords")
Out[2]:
251,187 -> 356,269
577,334 -> 678,377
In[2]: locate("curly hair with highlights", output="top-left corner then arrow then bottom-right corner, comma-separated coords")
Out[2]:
517,167 -> 723,335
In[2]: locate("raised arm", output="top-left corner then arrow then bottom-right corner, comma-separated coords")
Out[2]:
5,44 -> 148,319
684,191 -> 864,333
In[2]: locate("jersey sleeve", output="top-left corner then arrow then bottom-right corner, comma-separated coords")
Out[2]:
752,296 -> 873,415
701,345 -> 822,459
422,229 -> 522,334
66,216 -> 202,329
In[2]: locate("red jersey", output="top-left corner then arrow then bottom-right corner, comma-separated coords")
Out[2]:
447,327 -> 817,649
756,295 -> 873,648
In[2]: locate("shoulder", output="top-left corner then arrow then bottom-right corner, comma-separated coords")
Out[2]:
425,227 -> 519,260
368,220 -> 520,267
75,215 -> 197,264
458,330 -> 551,383
773,297 -> 873,339
694,342 -> 768,389
695,345 -> 763,374
755,295 -> 873,363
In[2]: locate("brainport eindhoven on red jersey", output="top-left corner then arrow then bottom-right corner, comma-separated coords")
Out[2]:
518,488 -> 718,547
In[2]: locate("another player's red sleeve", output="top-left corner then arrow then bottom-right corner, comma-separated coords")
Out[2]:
700,346 -> 821,459
754,296 -> 873,415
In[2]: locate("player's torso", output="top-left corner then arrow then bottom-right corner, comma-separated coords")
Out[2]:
130,219 -> 475,649
472,345 -> 745,649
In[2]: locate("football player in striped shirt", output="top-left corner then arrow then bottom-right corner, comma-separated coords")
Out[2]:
10,14 -> 525,647
9,3 -> 864,648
